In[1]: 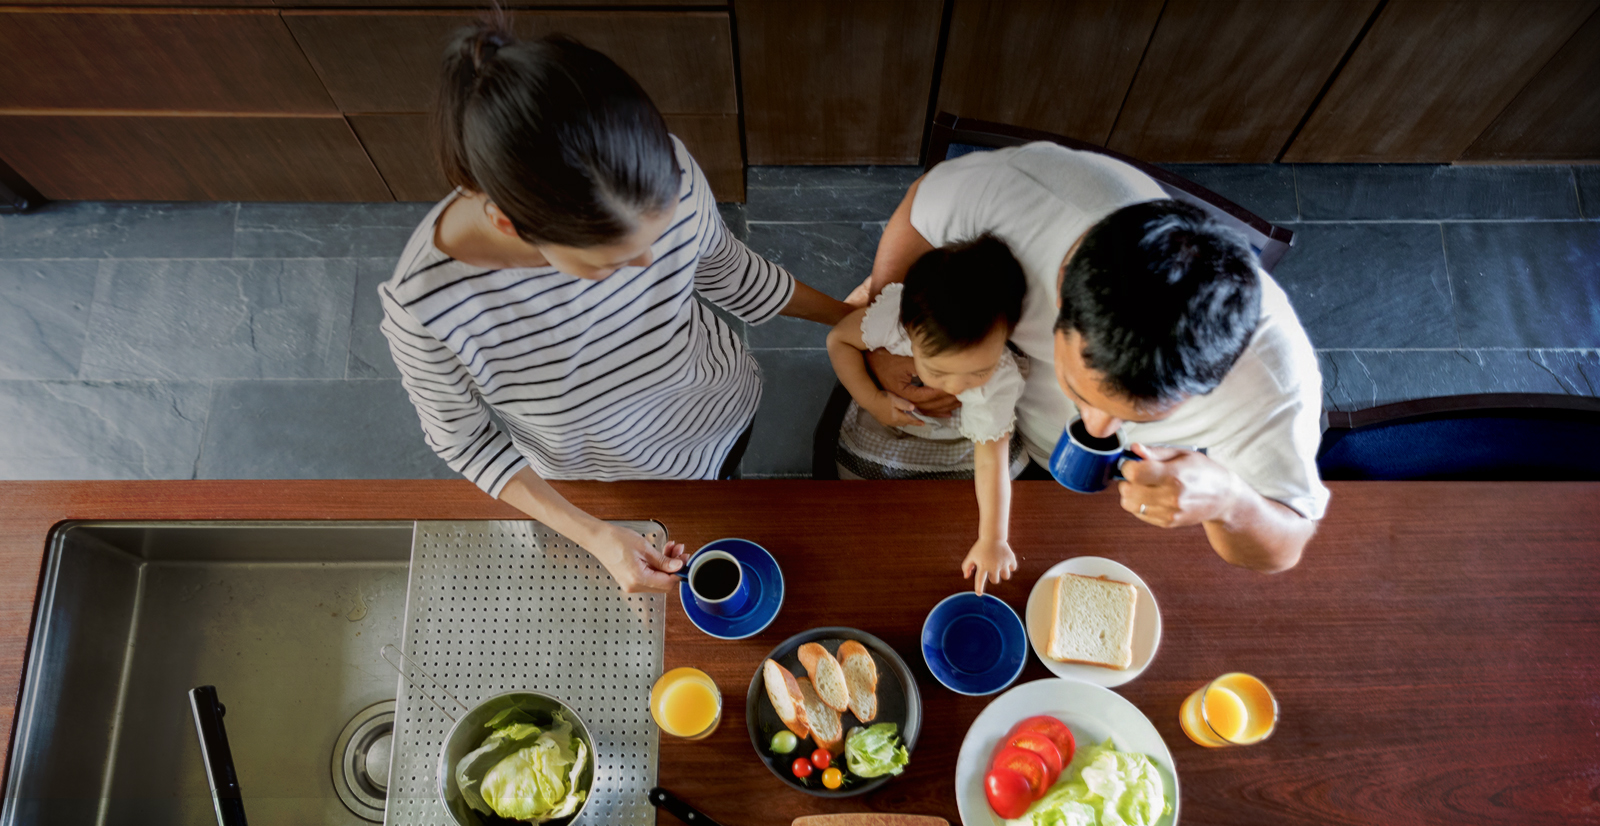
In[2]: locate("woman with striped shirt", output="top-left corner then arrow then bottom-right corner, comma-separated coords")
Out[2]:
380,26 -> 849,592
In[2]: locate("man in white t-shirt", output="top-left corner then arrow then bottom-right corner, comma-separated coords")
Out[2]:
863,143 -> 1328,572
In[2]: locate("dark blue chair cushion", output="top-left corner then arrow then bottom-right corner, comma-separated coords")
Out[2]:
1318,412 -> 1600,481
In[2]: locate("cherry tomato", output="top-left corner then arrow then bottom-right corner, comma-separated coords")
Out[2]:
1009,715 -> 1076,766
821,766 -> 844,790
990,746 -> 1049,799
810,748 -> 832,770
1006,732 -> 1063,786
791,757 -> 813,779
984,768 -> 1034,819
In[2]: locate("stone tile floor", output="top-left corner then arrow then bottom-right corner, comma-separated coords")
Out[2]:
1,164 -> 1596,481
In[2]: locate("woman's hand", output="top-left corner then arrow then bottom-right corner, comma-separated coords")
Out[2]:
579,521 -> 688,593
962,537 -> 1017,596
868,391 -> 926,429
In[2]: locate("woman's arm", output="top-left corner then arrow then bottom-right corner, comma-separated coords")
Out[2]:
962,434 -> 1018,595
782,279 -> 853,326
826,309 -> 923,428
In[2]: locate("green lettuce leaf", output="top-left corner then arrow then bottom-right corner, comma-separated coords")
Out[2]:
1005,739 -> 1169,826
845,723 -> 911,778
458,709 -> 589,822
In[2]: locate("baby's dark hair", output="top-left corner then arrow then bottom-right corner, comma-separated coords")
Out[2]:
434,22 -> 679,247
899,234 -> 1027,356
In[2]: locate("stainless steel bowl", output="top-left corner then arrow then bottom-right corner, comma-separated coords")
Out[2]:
436,691 -> 595,826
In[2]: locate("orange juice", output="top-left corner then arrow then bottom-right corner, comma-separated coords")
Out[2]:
650,667 -> 721,739
1180,672 -> 1276,747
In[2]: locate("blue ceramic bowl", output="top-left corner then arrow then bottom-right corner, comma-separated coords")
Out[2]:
921,593 -> 1027,696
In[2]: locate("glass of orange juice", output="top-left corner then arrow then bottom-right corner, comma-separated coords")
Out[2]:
1179,672 -> 1277,747
650,667 -> 722,740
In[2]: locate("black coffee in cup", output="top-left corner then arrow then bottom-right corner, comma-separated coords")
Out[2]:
691,558 -> 740,601
1069,418 -> 1122,452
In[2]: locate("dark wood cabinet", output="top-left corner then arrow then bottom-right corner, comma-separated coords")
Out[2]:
1105,0 -> 1378,163
1461,7 -> 1600,161
736,0 -> 943,165
1283,0 -> 1600,163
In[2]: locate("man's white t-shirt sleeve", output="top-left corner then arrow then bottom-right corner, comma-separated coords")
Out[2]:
910,150 -> 1007,248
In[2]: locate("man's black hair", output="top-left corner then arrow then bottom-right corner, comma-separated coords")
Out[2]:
1055,200 -> 1261,402
900,234 -> 1027,357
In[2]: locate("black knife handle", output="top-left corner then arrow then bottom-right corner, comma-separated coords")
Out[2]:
648,787 -> 727,826
189,686 -> 248,826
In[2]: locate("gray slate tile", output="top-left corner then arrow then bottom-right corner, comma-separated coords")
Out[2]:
1577,167 -> 1600,220
234,202 -> 432,258
1296,164 -> 1581,221
1158,164 -> 1299,224
347,258 -> 400,379
0,202 -> 236,259
1271,223 -> 1457,348
80,259 -> 357,380
744,222 -> 881,348
717,202 -> 749,243
0,380 -> 210,479
0,260 -> 96,379
746,349 -> 838,477
1319,350 -> 1600,412
196,379 -> 456,479
745,184 -> 906,223
1443,222 -> 1600,348
748,166 -> 923,190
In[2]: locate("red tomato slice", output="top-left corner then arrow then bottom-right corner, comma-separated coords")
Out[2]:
984,767 -> 1034,819
1009,715 -> 1076,766
1006,732 -> 1062,786
989,745 -> 1049,799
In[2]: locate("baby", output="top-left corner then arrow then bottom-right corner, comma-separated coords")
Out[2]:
827,235 -> 1028,595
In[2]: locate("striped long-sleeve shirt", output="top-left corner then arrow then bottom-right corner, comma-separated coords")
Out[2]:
378,137 -> 795,495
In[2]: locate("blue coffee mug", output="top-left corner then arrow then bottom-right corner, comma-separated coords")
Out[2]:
1048,419 -> 1140,493
686,549 -> 753,618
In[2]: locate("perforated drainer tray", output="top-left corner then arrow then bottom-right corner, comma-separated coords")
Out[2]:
385,520 -> 665,825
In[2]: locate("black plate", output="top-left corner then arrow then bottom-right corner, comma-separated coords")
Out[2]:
744,627 -> 922,797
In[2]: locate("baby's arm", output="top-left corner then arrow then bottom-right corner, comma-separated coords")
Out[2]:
826,309 -> 923,429
962,433 -> 1017,595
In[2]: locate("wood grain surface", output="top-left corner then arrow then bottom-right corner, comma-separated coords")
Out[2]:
1,481 -> 1596,826
1461,6 -> 1600,161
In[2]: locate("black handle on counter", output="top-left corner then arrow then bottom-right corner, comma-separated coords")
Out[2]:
648,787 -> 727,826
188,686 -> 248,826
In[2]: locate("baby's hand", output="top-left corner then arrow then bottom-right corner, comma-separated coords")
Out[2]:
868,391 -> 925,429
962,537 -> 1017,596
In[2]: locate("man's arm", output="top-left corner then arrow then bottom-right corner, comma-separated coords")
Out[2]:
1117,445 -> 1314,573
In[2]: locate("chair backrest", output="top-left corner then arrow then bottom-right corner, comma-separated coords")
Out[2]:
1318,394 -> 1600,481
924,112 -> 1295,273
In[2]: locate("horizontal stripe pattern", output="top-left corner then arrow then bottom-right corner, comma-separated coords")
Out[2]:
379,137 -> 793,495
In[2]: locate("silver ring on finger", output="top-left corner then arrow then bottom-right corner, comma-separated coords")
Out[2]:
1139,503 -> 1148,515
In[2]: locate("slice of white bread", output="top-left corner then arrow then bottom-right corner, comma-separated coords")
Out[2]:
763,659 -> 810,738
1047,573 -> 1137,670
836,641 -> 878,722
795,677 -> 844,753
797,643 -> 851,712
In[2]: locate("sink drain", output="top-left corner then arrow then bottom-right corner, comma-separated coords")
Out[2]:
332,700 -> 395,822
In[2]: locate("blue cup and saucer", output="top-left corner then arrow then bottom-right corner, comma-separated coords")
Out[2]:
921,592 -> 1027,695
678,538 -> 784,640
1048,417 -> 1140,493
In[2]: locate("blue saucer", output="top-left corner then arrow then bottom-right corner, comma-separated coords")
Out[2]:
679,539 -> 784,640
921,592 -> 1027,696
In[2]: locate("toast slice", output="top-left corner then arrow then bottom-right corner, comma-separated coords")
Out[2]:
836,640 -> 879,723
1047,573 -> 1137,670
797,643 -> 851,712
763,659 -> 810,738
795,677 -> 844,753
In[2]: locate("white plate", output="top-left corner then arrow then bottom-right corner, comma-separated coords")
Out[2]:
1025,557 -> 1161,688
955,679 -> 1179,826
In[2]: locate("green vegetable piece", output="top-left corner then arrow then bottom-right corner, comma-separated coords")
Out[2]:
1005,738 -> 1171,826
457,709 -> 590,823
844,723 -> 910,778
770,730 -> 799,754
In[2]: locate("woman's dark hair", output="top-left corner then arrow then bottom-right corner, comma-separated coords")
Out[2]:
900,234 -> 1027,357
435,22 -> 679,247
1055,200 -> 1261,402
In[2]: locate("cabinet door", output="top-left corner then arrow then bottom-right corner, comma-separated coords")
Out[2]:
937,0 -> 1162,147
1284,0 -> 1600,162
1462,7 -> 1600,161
0,9 -> 333,112
736,0 -> 943,164
1106,0 -> 1377,162
282,11 -> 737,115
0,115 -> 391,201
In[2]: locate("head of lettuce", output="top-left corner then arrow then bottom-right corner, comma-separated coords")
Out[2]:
455,706 -> 590,823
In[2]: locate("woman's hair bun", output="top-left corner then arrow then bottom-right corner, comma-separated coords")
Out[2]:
468,22 -> 514,72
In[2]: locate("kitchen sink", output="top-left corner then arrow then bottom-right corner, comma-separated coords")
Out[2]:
4,522 -> 414,826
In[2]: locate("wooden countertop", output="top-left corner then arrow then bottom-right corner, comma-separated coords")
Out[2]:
2,480 -> 1598,825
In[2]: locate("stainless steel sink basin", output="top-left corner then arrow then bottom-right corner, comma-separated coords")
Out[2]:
4,522 -> 414,826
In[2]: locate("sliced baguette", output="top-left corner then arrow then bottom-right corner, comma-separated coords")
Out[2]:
763,659 -> 810,738
1047,573 -> 1137,669
797,643 -> 851,712
836,640 -> 879,723
795,677 -> 844,753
